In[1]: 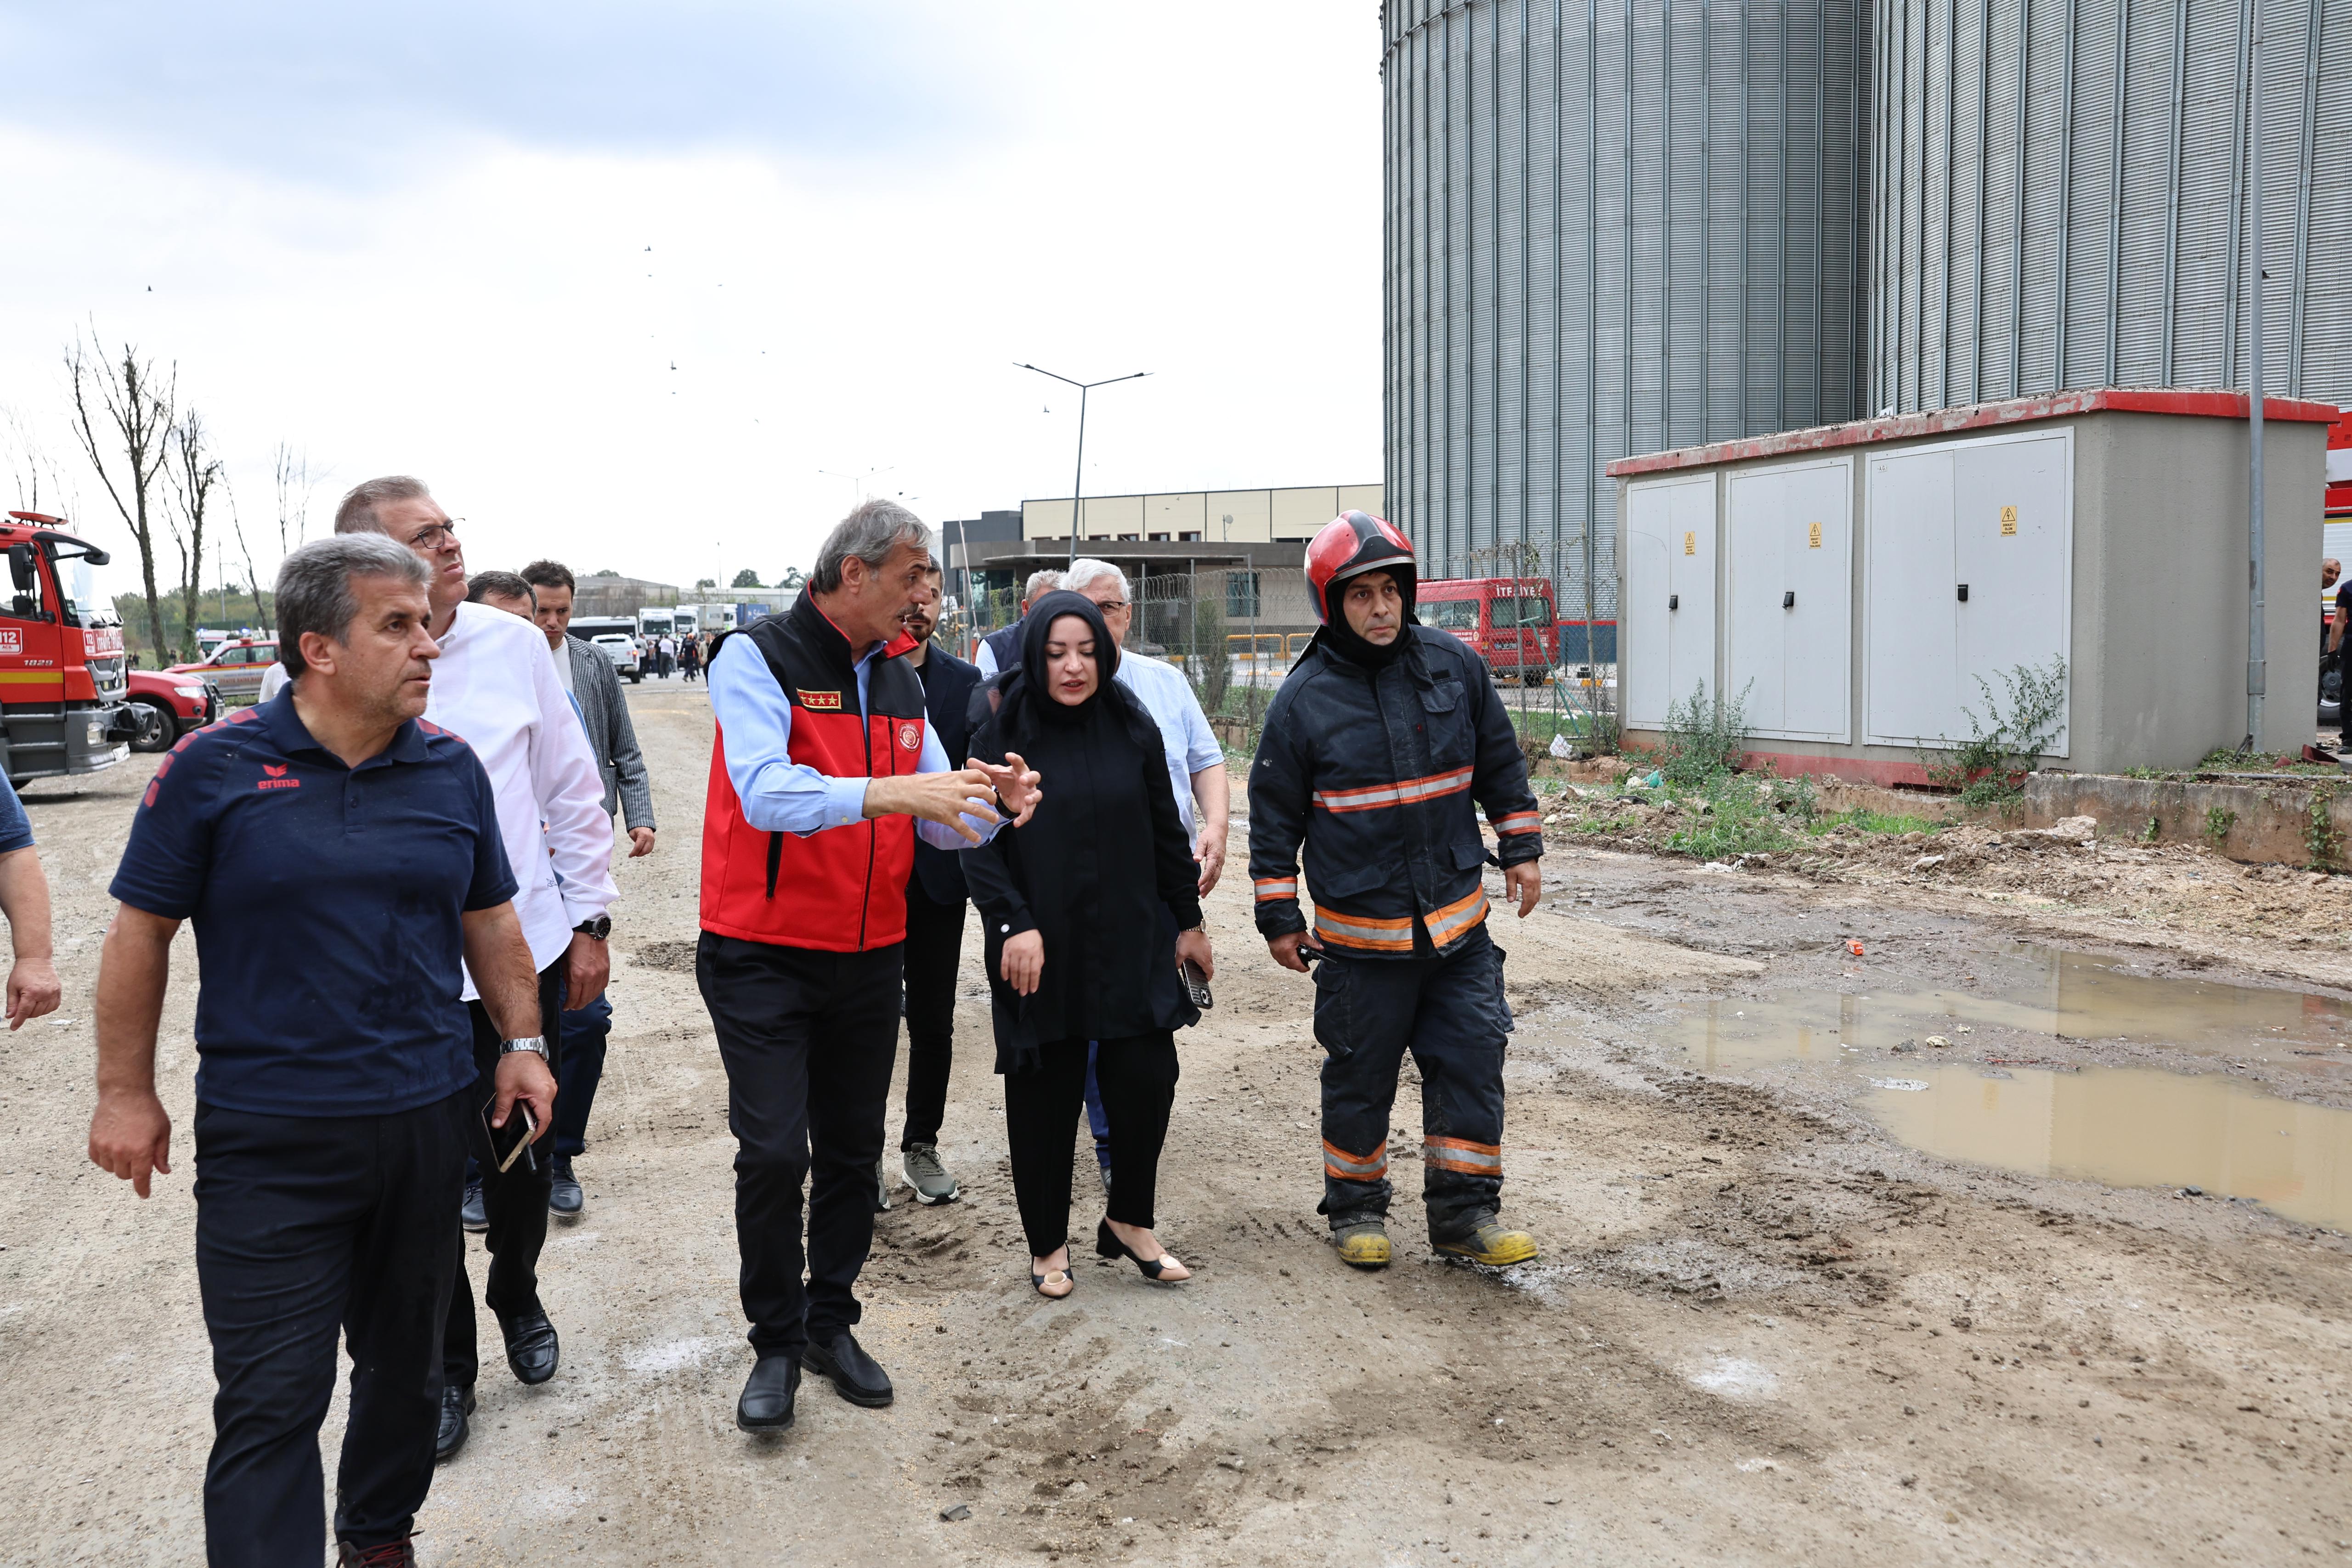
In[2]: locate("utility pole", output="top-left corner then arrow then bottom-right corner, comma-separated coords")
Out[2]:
1017,364 -> 1148,567
2246,17 -> 2267,750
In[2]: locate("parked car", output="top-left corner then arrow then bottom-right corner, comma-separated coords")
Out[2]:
169,637 -> 278,703
592,632 -> 643,683
124,667 -> 220,753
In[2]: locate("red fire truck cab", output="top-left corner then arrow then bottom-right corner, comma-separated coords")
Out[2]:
0,511 -> 134,784
1416,576 -> 1566,684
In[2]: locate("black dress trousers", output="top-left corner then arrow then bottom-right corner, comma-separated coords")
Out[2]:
445,956 -> 565,1387
697,932 -> 904,1359
899,881 -> 968,1149
193,1089 -> 468,1567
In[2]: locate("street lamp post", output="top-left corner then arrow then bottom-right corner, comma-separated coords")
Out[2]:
1017,364 -> 1148,567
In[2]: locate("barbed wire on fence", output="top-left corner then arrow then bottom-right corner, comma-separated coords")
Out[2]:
952,552 -> 1618,759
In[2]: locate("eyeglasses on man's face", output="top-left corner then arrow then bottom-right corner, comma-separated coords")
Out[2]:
406,519 -> 462,550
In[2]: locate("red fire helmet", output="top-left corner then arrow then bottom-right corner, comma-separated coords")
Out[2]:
1304,511 -> 1416,624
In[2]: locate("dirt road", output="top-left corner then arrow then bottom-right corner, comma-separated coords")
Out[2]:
4,683 -> 2346,1564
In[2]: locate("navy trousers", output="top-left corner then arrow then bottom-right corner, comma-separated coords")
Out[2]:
552,992 -> 612,1159
1312,929 -> 1513,1241
193,1090 -> 467,1566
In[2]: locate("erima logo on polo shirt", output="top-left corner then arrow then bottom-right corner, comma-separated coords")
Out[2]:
798,689 -> 842,711
257,764 -> 300,791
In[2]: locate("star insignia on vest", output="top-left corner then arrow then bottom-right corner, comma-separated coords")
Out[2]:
797,689 -> 842,710
898,721 -> 922,751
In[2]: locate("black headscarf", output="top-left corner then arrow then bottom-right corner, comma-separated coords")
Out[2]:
1318,563 -> 1421,669
981,590 -> 1161,752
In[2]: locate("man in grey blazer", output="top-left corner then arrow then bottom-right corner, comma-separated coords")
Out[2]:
519,561 -> 656,1221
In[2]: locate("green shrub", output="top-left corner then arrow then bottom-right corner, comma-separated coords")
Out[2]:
1922,657 -> 2067,805
1652,681 -> 1753,788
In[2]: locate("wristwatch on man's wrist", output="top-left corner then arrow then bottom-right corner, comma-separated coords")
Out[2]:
573,916 -> 611,941
499,1036 -> 548,1061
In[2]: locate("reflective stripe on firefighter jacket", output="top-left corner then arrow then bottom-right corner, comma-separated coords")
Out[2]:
699,594 -> 928,952
1246,624 -> 1541,959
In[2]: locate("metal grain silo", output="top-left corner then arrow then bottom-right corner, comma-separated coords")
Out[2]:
1382,0 -> 1871,627
1869,0 -> 2352,413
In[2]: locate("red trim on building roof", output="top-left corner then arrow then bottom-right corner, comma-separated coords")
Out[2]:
1605,388 -> 2345,478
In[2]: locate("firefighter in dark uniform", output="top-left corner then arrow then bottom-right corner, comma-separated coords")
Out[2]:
1248,512 -> 1545,1270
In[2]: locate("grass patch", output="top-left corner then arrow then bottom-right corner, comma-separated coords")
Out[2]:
1808,809 -> 1942,838
1920,657 -> 2067,806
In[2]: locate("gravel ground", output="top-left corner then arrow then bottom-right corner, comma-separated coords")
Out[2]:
2,682 -> 2345,1565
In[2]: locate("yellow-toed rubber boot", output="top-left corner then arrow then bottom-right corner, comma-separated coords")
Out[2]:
1434,1219 -> 1538,1268
1332,1219 -> 1393,1269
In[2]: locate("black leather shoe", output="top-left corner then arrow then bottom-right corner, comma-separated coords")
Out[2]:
548,1157 -> 584,1220
435,1383 -> 475,1462
500,1310 -> 560,1385
801,1331 -> 893,1407
736,1355 -> 800,1432
460,1179 -> 488,1234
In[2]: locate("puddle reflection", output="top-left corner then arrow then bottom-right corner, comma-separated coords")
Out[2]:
1663,946 -> 2352,1229
1673,945 -> 2352,1070
1865,1064 -> 2352,1231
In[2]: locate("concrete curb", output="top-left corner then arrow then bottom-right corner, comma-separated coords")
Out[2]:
2021,772 -> 2350,869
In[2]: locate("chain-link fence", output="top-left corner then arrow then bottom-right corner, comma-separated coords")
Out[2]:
952,553 -> 1618,761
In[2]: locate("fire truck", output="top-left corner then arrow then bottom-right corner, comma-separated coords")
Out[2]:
1416,576 -> 1569,684
0,511 -> 134,784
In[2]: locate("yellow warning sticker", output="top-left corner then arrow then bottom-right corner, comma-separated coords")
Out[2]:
1808,521 -> 1822,549
1683,531 -> 1695,556
1999,504 -> 2018,536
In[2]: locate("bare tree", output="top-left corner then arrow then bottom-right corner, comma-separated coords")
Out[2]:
65,334 -> 176,662
168,410 -> 224,661
227,485 -> 269,634
271,442 -> 319,560
0,403 -> 77,517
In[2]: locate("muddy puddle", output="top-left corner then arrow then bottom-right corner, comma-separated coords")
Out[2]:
1667,946 -> 2352,1230
1674,944 -> 2352,1070
1866,1064 -> 2352,1231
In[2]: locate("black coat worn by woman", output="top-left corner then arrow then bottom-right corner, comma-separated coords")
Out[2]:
962,592 -> 1204,1267
964,595 -> 1204,1062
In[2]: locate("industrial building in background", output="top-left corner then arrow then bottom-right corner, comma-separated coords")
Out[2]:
1381,0 -> 2351,649
1381,0 -> 1872,626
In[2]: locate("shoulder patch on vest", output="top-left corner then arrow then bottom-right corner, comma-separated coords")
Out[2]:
898,720 -> 922,751
797,688 -> 842,711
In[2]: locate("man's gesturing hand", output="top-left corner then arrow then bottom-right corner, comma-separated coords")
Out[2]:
491,1050 -> 557,1145
1001,930 -> 1045,995
1503,861 -> 1542,917
90,1089 -> 172,1198
865,768 -> 1005,844
1267,930 -> 1324,974
971,753 -> 1042,828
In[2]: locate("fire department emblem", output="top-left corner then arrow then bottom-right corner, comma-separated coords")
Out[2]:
898,721 -> 922,752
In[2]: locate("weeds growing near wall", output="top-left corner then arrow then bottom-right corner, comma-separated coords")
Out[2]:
1652,681 -> 1753,788
1922,657 -> 2068,806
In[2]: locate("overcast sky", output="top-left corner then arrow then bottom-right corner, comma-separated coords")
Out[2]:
0,2 -> 1382,601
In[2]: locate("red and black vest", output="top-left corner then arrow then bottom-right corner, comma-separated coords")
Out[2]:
700,595 -> 929,952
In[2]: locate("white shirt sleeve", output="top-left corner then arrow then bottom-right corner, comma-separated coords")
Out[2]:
975,639 -> 998,680
259,661 -> 289,702
527,620 -> 619,924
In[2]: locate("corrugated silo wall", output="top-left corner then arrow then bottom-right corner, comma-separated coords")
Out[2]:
1869,0 -> 2352,412
1381,0 -> 1871,626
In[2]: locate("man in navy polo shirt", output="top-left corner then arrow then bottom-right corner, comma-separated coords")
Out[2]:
86,534 -> 553,1568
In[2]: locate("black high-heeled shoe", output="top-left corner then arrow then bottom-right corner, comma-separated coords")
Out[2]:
1096,1219 -> 1190,1282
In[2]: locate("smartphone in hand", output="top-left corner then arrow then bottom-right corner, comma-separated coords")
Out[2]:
1179,958 -> 1214,1010
481,1097 -> 538,1174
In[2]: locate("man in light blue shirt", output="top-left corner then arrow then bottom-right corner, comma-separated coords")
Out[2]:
1063,558 -> 1230,1188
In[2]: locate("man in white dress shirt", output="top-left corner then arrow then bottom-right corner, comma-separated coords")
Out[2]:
330,476 -> 618,1462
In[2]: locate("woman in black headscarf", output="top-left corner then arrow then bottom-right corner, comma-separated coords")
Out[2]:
964,591 -> 1212,1297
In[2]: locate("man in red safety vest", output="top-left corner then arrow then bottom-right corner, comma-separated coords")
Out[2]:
699,500 -> 1039,1433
